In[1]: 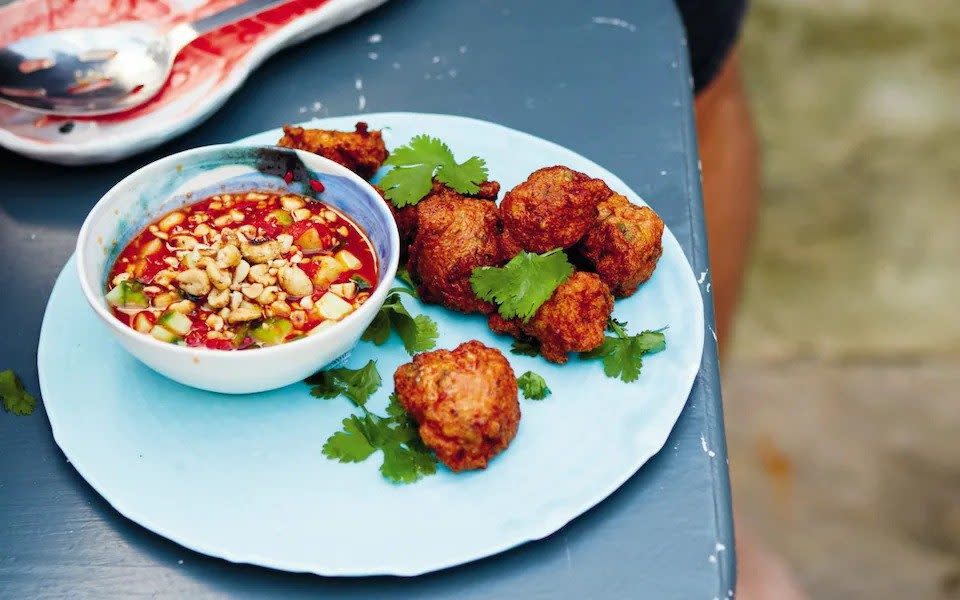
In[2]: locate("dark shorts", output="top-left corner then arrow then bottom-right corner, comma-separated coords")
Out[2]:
675,0 -> 748,93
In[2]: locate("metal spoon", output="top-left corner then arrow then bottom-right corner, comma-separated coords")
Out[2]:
0,0 -> 285,116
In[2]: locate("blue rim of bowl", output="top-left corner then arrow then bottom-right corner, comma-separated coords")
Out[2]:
75,143 -> 400,357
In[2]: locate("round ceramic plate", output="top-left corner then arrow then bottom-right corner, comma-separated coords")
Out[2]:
38,113 -> 705,576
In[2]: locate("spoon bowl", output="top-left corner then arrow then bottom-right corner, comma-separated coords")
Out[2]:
0,22 -> 178,116
0,0 -> 282,116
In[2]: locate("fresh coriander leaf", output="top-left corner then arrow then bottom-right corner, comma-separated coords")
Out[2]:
360,308 -> 392,345
517,371 -> 551,400
388,286 -> 418,299
608,317 -> 629,333
579,337 -> 616,360
634,330 -> 667,354
395,267 -> 417,293
380,441 -> 438,484
306,369 -> 346,399
309,382 -> 343,399
386,418 -> 420,448
393,313 -> 438,354
305,368 -> 334,386
362,293 -> 438,355
470,249 -> 574,322
435,155 -> 488,195
0,370 -> 35,416
381,396 -> 437,485
384,134 -> 454,168
307,361 -> 382,406
311,344 -> 439,484
350,274 -> 372,291
380,164 -> 435,207
510,339 -> 540,357
385,392 -> 406,420
326,360 -> 381,407
384,405 -> 421,446
603,338 -> 644,383
380,135 -> 488,207
321,389 -> 438,485
579,328 -> 667,383
322,415 -> 378,462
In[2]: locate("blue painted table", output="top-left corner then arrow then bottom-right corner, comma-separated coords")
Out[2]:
0,1 -> 735,597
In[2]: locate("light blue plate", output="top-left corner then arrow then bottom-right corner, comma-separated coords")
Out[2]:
38,113 -> 705,576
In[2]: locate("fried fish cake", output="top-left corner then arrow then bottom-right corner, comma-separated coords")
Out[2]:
499,166 -> 611,253
488,271 -> 614,364
406,190 -> 511,314
277,122 -> 388,180
374,185 -> 419,251
394,341 -> 520,472
382,179 -> 501,248
579,194 -> 664,297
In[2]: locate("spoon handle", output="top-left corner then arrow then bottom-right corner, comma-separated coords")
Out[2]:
191,0 -> 290,36
167,0 -> 290,52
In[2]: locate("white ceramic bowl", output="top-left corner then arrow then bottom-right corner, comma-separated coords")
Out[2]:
76,144 -> 399,394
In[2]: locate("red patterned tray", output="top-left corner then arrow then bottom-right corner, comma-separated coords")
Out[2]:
0,0 -> 387,163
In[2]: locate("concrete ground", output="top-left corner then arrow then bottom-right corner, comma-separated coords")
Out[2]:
727,1 -> 960,598
725,362 -> 960,598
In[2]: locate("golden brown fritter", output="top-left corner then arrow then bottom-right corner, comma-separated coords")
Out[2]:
579,194 -> 664,297
381,179 -> 502,248
406,189 -> 513,314
469,180 -> 502,201
277,122 -> 388,180
498,224 -> 524,260
488,272 -> 614,363
373,185 -> 418,250
394,340 -> 520,472
499,166 -> 611,253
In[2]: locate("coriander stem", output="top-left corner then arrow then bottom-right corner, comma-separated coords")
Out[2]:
388,287 -> 418,299
609,320 -> 629,339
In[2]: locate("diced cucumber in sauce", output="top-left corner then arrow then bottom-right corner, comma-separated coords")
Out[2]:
158,310 -> 192,336
329,282 -> 357,300
296,228 -> 324,254
232,323 -> 250,348
316,292 -> 354,320
335,249 -> 361,270
270,209 -> 294,226
249,318 -> 293,346
312,256 -> 344,287
150,325 -> 180,343
106,280 -> 149,309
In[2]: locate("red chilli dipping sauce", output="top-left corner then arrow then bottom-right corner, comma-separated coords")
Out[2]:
105,190 -> 378,349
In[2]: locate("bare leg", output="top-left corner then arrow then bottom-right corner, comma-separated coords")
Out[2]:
694,50 -> 759,354
736,520 -> 809,600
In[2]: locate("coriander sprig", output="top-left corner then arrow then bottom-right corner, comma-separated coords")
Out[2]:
471,249 -> 574,322
307,359 -> 382,405
510,339 -> 540,357
517,371 -> 551,400
362,288 -> 438,355
379,135 -> 489,207
1,370 -> 36,416
308,363 -> 438,484
395,267 -> 418,295
579,319 -> 667,383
